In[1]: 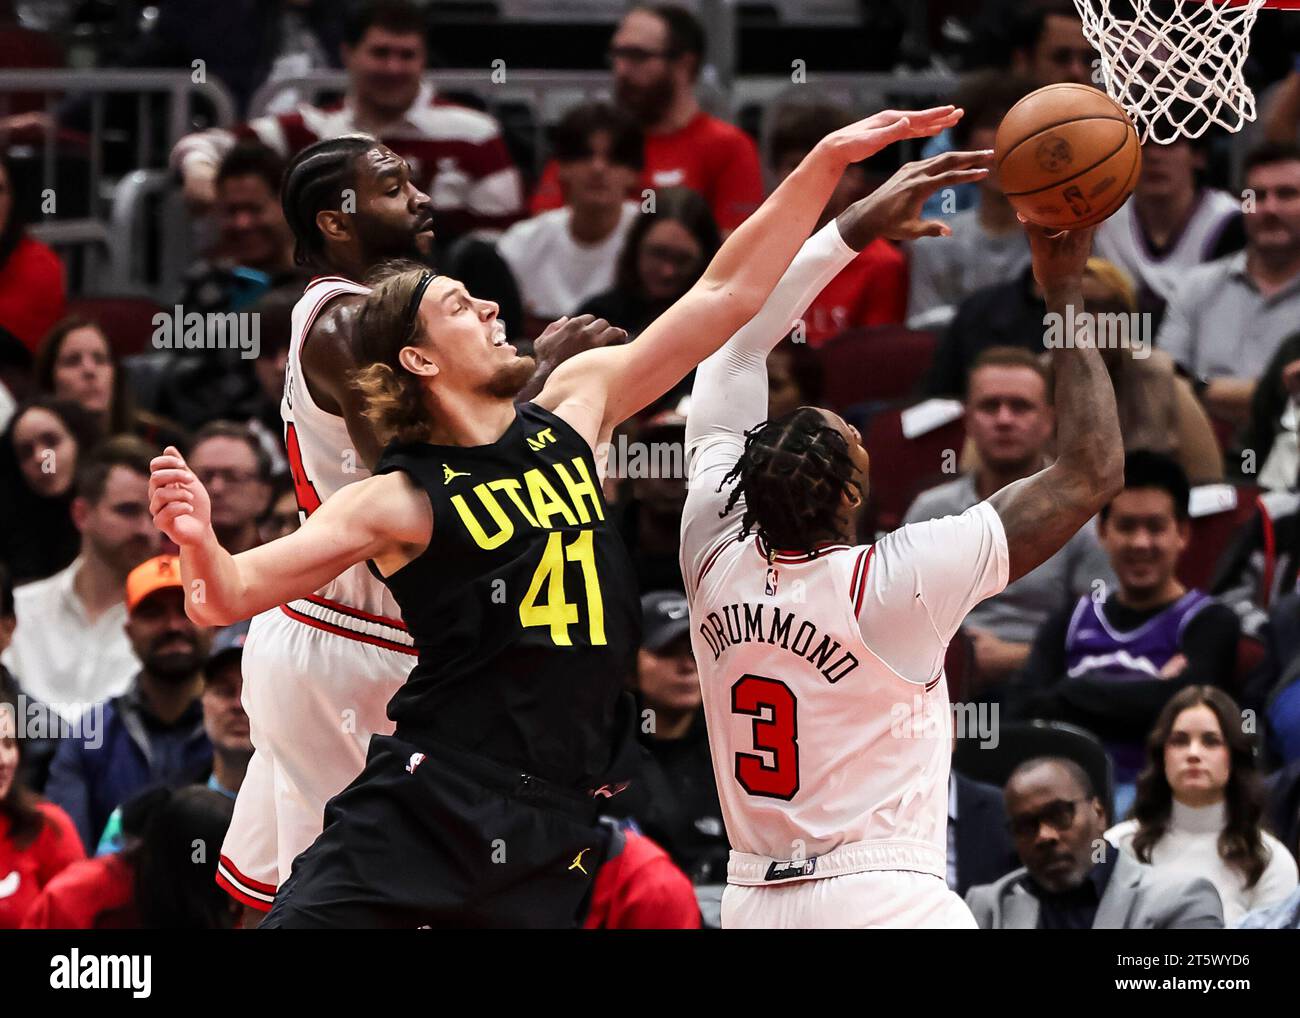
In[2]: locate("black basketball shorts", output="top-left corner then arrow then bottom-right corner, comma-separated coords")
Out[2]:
259,734 -> 612,929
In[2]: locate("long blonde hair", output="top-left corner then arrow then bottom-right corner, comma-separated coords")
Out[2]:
351,260 -> 436,446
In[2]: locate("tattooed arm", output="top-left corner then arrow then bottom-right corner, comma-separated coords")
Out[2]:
988,223 -> 1125,583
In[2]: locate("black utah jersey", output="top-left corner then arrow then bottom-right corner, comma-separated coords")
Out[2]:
371,402 -> 640,789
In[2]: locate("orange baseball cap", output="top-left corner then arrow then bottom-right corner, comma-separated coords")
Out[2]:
125,555 -> 184,613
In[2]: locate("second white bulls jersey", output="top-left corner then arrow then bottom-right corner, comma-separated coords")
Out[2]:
283,275 -> 404,626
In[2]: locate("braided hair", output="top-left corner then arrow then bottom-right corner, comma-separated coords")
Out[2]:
281,135 -> 379,267
720,407 -> 861,554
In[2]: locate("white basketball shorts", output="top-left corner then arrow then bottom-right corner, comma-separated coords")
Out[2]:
216,600 -> 414,912
722,870 -> 979,929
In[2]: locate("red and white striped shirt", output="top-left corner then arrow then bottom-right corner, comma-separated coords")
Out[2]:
172,82 -> 524,238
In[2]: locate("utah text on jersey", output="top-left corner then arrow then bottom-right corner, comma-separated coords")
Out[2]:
450,455 -> 604,550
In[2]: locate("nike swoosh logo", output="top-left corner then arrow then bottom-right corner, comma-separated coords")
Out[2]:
0,871 -> 20,899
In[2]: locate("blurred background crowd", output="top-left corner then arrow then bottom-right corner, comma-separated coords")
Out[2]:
2,0 -> 1300,930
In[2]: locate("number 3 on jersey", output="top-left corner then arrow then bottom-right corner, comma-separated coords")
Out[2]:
732,674 -> 800,800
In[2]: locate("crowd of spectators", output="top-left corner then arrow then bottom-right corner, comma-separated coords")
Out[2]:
1,0 -> 1300,929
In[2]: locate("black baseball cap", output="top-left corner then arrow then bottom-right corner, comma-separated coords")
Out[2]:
204,619 -> 250,677
641,591 -> 692,654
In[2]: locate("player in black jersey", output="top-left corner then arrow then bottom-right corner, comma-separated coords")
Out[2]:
149,106 -> 970,927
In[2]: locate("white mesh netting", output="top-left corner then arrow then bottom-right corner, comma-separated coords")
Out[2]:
1074,0 -> 1268,143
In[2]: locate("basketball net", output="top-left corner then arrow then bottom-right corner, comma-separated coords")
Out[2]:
1074,0 -> 1269,144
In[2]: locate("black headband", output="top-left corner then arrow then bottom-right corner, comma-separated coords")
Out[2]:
404,270 -> 438,337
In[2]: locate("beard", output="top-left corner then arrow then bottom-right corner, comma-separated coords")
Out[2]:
486,355 -> 537,399
143,633 -> 202,682
616,75 -> 676,127
354,214 -> 429,266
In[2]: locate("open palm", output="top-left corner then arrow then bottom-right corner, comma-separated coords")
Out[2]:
822,105 -> 966,166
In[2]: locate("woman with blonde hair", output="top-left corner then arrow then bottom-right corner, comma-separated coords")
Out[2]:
1081,258 -> 1223,484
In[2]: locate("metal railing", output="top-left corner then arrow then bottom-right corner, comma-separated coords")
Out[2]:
0,70 -> 235,293
2,67 -> 963,301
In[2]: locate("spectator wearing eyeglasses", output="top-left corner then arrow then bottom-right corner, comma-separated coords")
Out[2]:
44,556 -> 213,854
2,437 -> 159,719
1106,685 -> 1298,925
186,422 -> 275,556
529,5 -> 762,235
966,756 -> 1224,929
575,187 -> 719,346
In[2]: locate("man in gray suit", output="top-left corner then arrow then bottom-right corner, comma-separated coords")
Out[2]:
966,757 -> 1223,929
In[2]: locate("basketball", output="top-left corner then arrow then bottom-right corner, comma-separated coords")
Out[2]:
994,83 -> 1142,231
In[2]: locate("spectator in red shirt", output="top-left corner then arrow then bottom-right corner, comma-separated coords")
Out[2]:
0,687 -> 85,928
530,5 -> 763,235
0,153 -> 66,353
171,0 -> 524,243
766,103 -> 908,347
584,820 -> 701,929
23,784 -> 237,928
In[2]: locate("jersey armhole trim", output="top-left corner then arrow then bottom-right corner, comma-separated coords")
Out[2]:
692,537 -> 732,596
850,546 -> 874,616
295,285 -> 367,419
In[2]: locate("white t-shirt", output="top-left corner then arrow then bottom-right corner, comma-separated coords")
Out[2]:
495,203 -> 640,321
2,559 -> 139,720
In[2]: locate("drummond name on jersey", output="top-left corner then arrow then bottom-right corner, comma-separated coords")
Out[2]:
697,602 -> 860,684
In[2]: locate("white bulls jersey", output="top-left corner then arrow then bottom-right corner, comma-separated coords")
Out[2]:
683,442 -> 1009,888
217,273 -> 415,911
283,275 -> 403,625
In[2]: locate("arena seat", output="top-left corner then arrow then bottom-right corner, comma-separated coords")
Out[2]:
1232,634 -> 1266,697
1177,486 -> 1261,592
0,27 -> 64,113
861,404 -> 965,535
67,296 -> 167,358
817,325 -> 936,411
952,720 -> 1116,823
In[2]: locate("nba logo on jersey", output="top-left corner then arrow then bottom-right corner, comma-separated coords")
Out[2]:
406,753 -> 426,774
765,565 -> 778,596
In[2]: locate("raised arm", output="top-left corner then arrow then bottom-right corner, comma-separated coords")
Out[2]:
686,151 -> 995,449
148,447 -> 431,626
536,106 -> 969,441
680,151 -> 994,589
988,222 -> 1125,583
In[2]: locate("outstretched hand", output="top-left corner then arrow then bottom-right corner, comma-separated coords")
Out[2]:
148,446 -> 214,548
837,150 -> 995,247
818,106 -> 966,168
